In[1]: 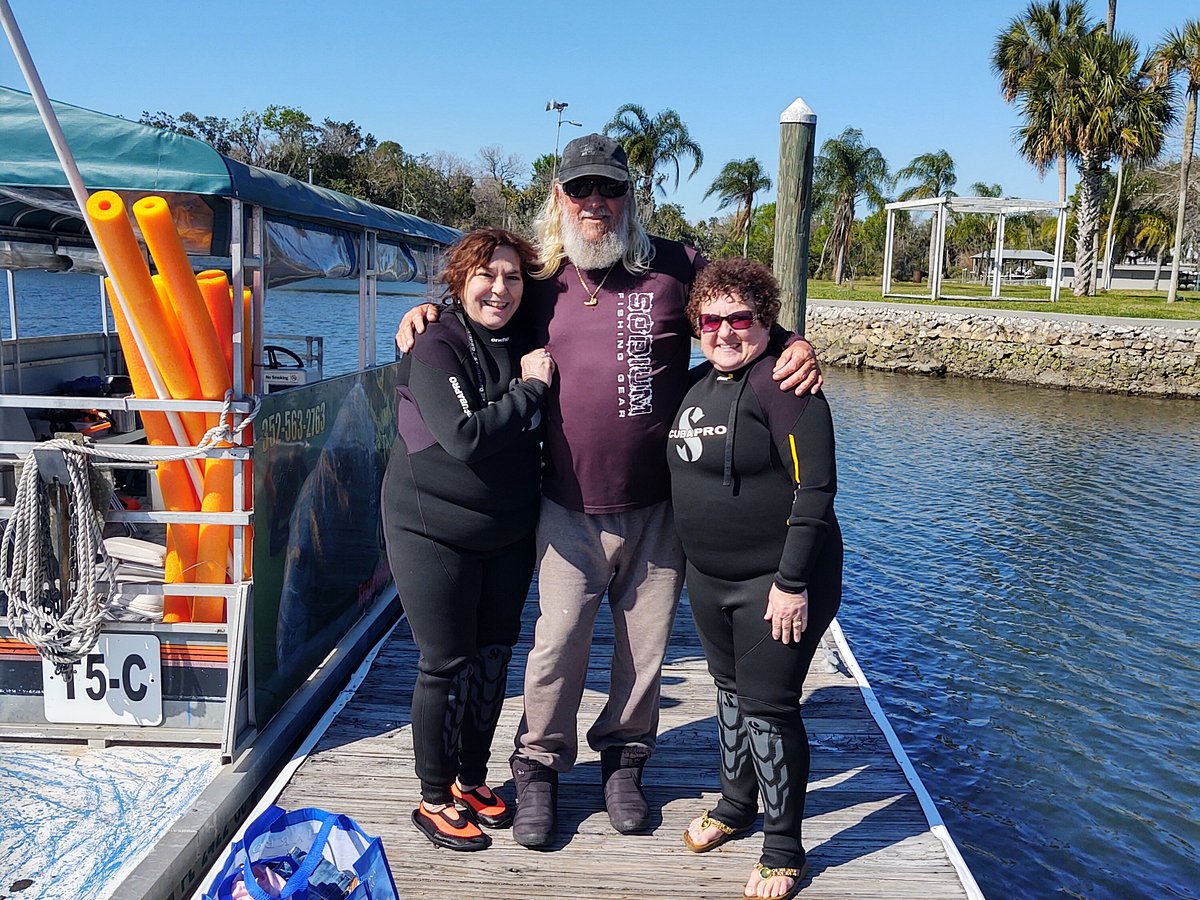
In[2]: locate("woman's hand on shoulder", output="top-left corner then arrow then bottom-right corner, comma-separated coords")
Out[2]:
520,347 -> 555,386
395,303 -> 442,352
764,585 -> 809,644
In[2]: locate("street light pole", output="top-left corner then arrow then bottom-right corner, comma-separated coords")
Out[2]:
546,99 -> 582,182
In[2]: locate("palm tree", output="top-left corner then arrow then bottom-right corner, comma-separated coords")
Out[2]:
1134,208 -> 1175,289
604,104 -> 704,223
1153,20 -> 1200,302
1021,29 -> 1175,295
947,182 -> 1005,268
895,150 -> 958,200
704,158 -> 773,255
814,128 -> 890,284
1100,167 -> 1168,279
895,150 -> 958,278
992,1 -> 1098,203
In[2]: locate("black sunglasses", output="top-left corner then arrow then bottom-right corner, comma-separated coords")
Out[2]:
562,178 -> 630,199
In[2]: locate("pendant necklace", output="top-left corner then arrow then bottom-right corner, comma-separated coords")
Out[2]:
576,263 -> 615,307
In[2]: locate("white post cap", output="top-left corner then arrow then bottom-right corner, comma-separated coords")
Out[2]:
780,97 -> 817,124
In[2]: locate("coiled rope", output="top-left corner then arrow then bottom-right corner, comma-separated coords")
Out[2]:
1,392 -> 259,675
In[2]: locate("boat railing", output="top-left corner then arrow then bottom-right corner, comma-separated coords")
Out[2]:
0,81 -> 455,763
0,390 -> 256,759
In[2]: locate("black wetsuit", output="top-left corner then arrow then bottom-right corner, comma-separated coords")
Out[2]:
667,346 -> 843,872
382,308 -> 546,805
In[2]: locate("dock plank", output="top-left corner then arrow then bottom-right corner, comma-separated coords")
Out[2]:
275,595 -> 971,899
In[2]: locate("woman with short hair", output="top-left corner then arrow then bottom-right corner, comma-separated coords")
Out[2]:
382,227 -> 554,851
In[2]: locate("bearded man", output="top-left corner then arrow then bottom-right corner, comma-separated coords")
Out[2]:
397,133 -> 821,848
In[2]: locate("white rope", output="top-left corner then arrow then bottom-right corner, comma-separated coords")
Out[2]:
87,391 -> 261,466
2,439 -> 115,675
0,392 -> 260,675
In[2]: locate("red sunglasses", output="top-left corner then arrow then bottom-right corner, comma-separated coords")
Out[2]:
696,311 -> 756,333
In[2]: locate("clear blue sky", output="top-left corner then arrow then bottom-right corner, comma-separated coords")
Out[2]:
1,0 -> 1194,221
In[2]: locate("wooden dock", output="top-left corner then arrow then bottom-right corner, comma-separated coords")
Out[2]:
276,591 -> 979,899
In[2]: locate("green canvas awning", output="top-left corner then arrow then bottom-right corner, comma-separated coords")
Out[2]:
0,85 -> 459,280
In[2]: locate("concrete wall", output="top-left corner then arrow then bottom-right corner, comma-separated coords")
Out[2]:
806,301 -> 1200,398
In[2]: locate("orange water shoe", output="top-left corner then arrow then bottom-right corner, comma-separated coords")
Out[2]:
411,802 -> 491,851
451,782 -> 513,828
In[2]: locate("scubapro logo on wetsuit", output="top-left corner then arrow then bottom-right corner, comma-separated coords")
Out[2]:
448,376 -> 472,416
670,406 -> 725,462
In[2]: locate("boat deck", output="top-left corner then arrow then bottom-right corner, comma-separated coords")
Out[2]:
274,588 -> 975,899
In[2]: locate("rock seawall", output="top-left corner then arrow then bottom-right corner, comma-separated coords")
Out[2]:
807,302 -> 1199,398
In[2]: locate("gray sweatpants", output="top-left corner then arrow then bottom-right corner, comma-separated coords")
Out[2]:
513,497 -> 686,772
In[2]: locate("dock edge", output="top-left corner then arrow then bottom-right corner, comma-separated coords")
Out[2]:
827,618 -> 985,898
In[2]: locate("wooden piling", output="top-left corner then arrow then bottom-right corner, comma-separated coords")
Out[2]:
774,98 -> 817,335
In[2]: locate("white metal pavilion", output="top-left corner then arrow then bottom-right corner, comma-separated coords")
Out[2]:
882,195 -> 1068,303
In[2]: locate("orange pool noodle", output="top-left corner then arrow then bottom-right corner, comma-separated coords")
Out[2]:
242,288 -> 254,394
108,279 -> 200,508
87,192 -> 205,442
108,279 -> 200,620
162,527 -> 199,622
145,267 -> 232,621
191,454 -> 233,623
196,270 -> 234,384
143,235 -> 231,611
198,275 -> 255,592
239,287 -> 254,518
148,273 -> 193,364
148,275 -> 222,435
133,197 -> 230,406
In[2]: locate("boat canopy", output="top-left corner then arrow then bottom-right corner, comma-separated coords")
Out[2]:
0,85 -> 460,284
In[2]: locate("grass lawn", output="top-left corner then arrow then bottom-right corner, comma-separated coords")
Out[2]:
807,277 -> 1200,321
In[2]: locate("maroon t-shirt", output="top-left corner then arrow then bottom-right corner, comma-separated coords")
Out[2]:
523,237 -> 705,513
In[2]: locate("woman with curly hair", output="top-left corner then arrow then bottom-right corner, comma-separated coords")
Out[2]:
667,258 -> 843,898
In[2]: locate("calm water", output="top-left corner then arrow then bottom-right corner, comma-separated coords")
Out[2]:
8,270 -> 1200,898
827,370 -> 1200,899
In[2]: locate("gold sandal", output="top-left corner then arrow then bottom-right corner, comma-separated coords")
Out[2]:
745,861 -> 809,899
682,810 -> 751,853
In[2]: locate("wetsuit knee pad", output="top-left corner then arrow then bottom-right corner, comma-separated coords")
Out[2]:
736,693 -> 802,724
468,644 -> 513,729
477,644 -> 513,681
417,653 -> 472,679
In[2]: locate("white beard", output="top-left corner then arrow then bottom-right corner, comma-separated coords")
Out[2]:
561,207 -> 629,271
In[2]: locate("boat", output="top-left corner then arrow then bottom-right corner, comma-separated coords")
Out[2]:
0,83 -> 458,899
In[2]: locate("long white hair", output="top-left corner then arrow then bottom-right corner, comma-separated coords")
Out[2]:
532,186 -> 655,279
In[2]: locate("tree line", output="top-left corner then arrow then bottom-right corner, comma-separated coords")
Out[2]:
142,4 -> 1197,299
